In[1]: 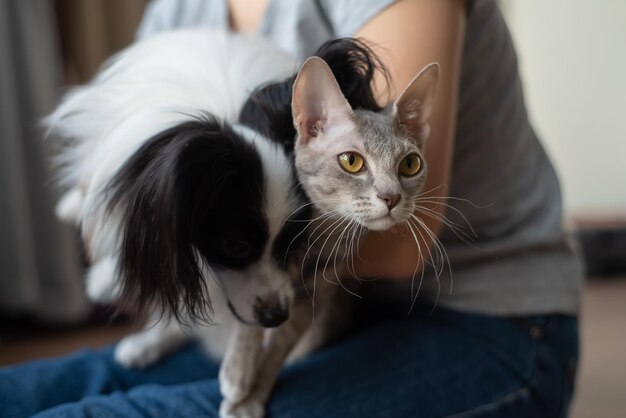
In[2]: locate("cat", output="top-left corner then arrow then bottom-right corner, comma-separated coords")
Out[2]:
222,48 -> 439,417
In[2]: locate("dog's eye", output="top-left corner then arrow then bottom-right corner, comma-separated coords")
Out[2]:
222,239 -> 252,258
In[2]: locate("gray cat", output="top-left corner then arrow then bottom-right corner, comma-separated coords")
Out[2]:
224,57 -> 440,416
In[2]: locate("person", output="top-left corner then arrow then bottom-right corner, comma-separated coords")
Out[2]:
0,1 -> 581,417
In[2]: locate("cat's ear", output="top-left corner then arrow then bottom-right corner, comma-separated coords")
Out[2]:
393,63 -> 439,149
292,57 -> 354,145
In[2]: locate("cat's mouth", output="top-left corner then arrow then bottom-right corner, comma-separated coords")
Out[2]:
363,214 -> 398,231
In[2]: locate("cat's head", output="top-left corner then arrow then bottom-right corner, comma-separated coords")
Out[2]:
292,57 -> 439,231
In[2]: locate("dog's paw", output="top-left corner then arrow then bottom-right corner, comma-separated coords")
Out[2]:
219,397 -> 265,418
86,258 -> 121,303
219,365 -> 255,405
114,336 -> 161,369
55,188 -> 83,224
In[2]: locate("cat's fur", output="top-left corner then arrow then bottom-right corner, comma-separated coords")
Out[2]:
48,28 -> 438,418
221,55 -> 439,417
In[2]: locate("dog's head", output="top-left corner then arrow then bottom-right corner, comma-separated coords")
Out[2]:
108,115 -> 310,327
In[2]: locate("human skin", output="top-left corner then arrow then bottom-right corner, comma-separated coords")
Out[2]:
228,0 -> 466,280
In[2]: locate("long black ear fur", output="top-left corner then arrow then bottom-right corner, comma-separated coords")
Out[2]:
240,38 -> 387,150
107,116 -> 260,323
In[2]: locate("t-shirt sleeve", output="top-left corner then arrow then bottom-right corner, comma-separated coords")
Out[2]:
317,0 -> 397,37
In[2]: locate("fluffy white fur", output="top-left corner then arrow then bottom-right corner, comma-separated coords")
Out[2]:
47,29 -> 296,266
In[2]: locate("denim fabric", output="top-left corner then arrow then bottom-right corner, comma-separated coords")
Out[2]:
0,308 -> 578,418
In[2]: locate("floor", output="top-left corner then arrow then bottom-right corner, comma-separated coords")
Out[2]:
1,280 -> 625,417
570,279 -> 626,418
0,317 -> 132,366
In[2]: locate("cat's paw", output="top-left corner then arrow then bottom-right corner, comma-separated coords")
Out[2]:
219,397 -> 265,418
114,336 -> 161,369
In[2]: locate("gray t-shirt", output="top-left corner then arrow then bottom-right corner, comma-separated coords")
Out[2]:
138,0 -> 582,315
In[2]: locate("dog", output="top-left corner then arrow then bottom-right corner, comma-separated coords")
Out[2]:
46,29 -> 315,417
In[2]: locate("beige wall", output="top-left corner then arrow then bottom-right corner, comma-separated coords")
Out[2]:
501,1 -> 626,217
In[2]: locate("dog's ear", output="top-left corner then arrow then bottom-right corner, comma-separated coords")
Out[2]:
107,116 -> 260,323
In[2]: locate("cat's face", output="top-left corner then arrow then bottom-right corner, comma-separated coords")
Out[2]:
292,58 -> 439,231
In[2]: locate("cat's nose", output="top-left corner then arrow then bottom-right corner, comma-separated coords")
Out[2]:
378,193 -> 401,210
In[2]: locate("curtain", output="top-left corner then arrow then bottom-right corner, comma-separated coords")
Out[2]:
55,0 -> 148,84
0,0 -> 89,323
0,0 -> 146,323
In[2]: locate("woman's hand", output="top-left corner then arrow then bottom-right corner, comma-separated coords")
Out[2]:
353,0 -> 466,280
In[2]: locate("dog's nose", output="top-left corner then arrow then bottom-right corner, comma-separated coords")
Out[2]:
254,300 -> 289,328
378,193 -> 401,210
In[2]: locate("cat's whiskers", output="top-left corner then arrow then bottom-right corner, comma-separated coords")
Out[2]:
325,217 -> 362,299
325,219 -> 348,282
407,216 -> 439,314
419,195 -> 483,204
412,197 -> 478,241
301,215 -> 347,313
404,219 -> 426,311
410,214 -> 449,280
415,191 -> 493,209
283,210 -> 337,284
313,217 -> 350,287
282,198 -> 341,225
282,209 -> 340,269
309,217 -> 348,314
286,209 -> 342,224
305,211 -> 342,248
355,220 -> 368,266
413,201 -> 466,229
412,204 -> 477,248
409,214 -> 454,314
342,219 -> 360,277
348,218 -> 366,282
339,221 -> 365,297
336,222 -> 352,267
413,184 -> 449,200
336,217 -> 357,278
298,214 -> 339,309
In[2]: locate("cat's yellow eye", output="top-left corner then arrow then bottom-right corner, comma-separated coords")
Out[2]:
399,154 -> 422,176
338,152 -> 365,174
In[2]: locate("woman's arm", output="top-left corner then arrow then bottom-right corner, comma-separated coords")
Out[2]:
226,0 -> 466,279
353,0 -> 466,279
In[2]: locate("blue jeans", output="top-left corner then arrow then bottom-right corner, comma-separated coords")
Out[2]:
0,307 -> 578,418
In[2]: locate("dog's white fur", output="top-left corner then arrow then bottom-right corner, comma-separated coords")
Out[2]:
47,29 -> 301,323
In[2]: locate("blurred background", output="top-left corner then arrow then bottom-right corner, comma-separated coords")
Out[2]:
0,1 -> 624,417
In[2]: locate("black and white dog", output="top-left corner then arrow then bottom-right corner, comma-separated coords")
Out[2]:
47,30 -> 312,415
48,30 -> 308,327
48,29 -> 384,417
